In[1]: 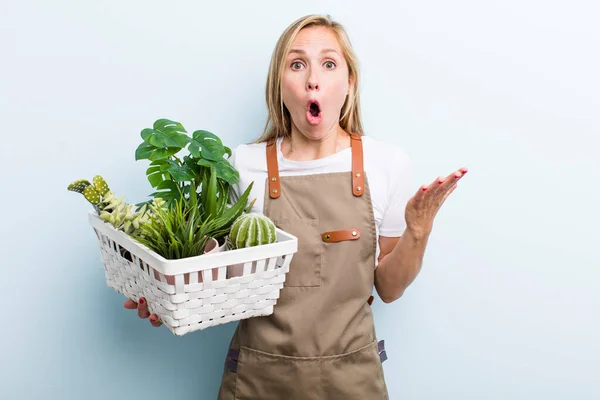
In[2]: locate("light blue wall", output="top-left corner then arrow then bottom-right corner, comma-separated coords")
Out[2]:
1,0 -> 598,399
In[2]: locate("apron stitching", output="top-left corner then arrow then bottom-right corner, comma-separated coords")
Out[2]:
238,340 -> 378,361
319,358 -> 324,398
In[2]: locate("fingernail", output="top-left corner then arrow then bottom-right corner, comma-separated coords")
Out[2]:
150,315 -> 158,323
139,297 -> 145,305
422,187 -> 428,191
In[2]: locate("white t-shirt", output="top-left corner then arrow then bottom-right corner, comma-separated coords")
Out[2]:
228,135 -> 413,268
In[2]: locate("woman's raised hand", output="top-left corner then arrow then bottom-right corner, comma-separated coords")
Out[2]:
404,168 -> 468,238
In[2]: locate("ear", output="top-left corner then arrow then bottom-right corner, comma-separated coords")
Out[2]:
347,76 -> 355,96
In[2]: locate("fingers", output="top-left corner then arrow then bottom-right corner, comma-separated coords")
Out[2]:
123,299 -> 138,309
414,183 -> 428,202
125,297 -> 162,328
149,314 -> 163,328
433,168 -> 467,196
137,297 -> 150,319
440,181 -> 458,205
415,167 -> 467,203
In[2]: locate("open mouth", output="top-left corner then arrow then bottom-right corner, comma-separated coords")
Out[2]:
306,100 -> 322,125
309,101 -> 321,116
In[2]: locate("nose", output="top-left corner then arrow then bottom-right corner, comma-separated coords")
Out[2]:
306,72 -> 319,91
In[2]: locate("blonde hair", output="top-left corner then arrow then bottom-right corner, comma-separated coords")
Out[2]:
254,14 -> 364,143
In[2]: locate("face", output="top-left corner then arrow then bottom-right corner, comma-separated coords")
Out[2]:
281,26 -> 352,140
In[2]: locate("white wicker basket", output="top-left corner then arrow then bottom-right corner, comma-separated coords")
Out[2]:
87,211 -> 297,336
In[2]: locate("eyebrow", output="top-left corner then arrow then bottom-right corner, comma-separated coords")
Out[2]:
288,48 -> 341,56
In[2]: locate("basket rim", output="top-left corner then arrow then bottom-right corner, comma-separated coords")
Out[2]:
88,210 -> 298,274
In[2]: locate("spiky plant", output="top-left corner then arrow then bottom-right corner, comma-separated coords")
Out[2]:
67,175 -> 161,237
132,181 -> 255,259
229,213 -> 277,249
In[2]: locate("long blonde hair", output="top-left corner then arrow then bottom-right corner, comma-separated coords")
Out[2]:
254,14 -> 364,143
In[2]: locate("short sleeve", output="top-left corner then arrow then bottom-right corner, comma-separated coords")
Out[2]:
378,149 -> 413,237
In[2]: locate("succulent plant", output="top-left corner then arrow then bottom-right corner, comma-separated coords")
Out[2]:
68,175 -> 163,237
67,176 -> 110,214
229,213 -> 277,249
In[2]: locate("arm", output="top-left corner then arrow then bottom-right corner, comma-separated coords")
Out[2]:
374,231 -> 429,303
374,167 -> 468,303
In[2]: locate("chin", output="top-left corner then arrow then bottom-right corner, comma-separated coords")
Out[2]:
300,127 -> 329,141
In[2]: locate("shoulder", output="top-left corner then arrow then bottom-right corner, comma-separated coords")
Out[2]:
361,135 -> 411,173
360,136 -> 413,237
228,141 -> 268,211
230,141 -> 268,173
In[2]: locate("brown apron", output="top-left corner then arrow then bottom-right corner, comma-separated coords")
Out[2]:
218,134 -> 389,400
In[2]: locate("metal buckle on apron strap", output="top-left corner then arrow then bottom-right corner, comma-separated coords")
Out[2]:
378,340 -> 388,363
226,348 -> 239,373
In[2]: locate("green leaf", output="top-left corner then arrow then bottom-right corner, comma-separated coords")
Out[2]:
148,147 -> 181,162
216,180 -> 229,215
148,172 -> 166,188
205,165 -> 218,221
161,159 -> 195,182
135,142 -> 155,161
146,160 -> 168,188
189,130 -> 225,161
196,159 -> 212,168
153,119 -> 187,137
214,182 -> 253,228
213,158 -> 239,185
182,155 -> 203,180
140,119 -> 189,151
150,180 -> 181,206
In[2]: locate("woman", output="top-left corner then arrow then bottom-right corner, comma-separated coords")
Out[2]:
125,14 -> 467,399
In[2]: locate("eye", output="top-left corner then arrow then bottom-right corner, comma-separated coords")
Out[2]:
291,61 -> 304,70
324,61 -> 336,69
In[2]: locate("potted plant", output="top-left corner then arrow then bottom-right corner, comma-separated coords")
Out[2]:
68,118 -> 298,336
133,119 -> 255,251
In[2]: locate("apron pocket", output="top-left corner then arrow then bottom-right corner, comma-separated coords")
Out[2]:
271,217 -> 322,287
235,345 -> 322,400
322,340 -> 388,400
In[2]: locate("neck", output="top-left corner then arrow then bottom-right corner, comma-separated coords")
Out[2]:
281,123 -> 351,161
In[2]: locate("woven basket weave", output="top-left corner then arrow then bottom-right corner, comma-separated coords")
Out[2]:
88,211 -> 298,336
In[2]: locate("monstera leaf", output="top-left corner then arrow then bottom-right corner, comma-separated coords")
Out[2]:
135,118 -> 246,226
188,130 -> 226,161
135,119 -> 190,162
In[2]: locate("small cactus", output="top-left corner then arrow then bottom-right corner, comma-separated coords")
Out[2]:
229,213 -> 277,249
93,175 -> 110,196
67,179 -> 92,194
68,175 -> 163,237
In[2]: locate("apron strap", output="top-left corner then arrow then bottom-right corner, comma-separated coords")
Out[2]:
266,138 -> 281,199
350,134 -> 365,197
266,134 -> 365,198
